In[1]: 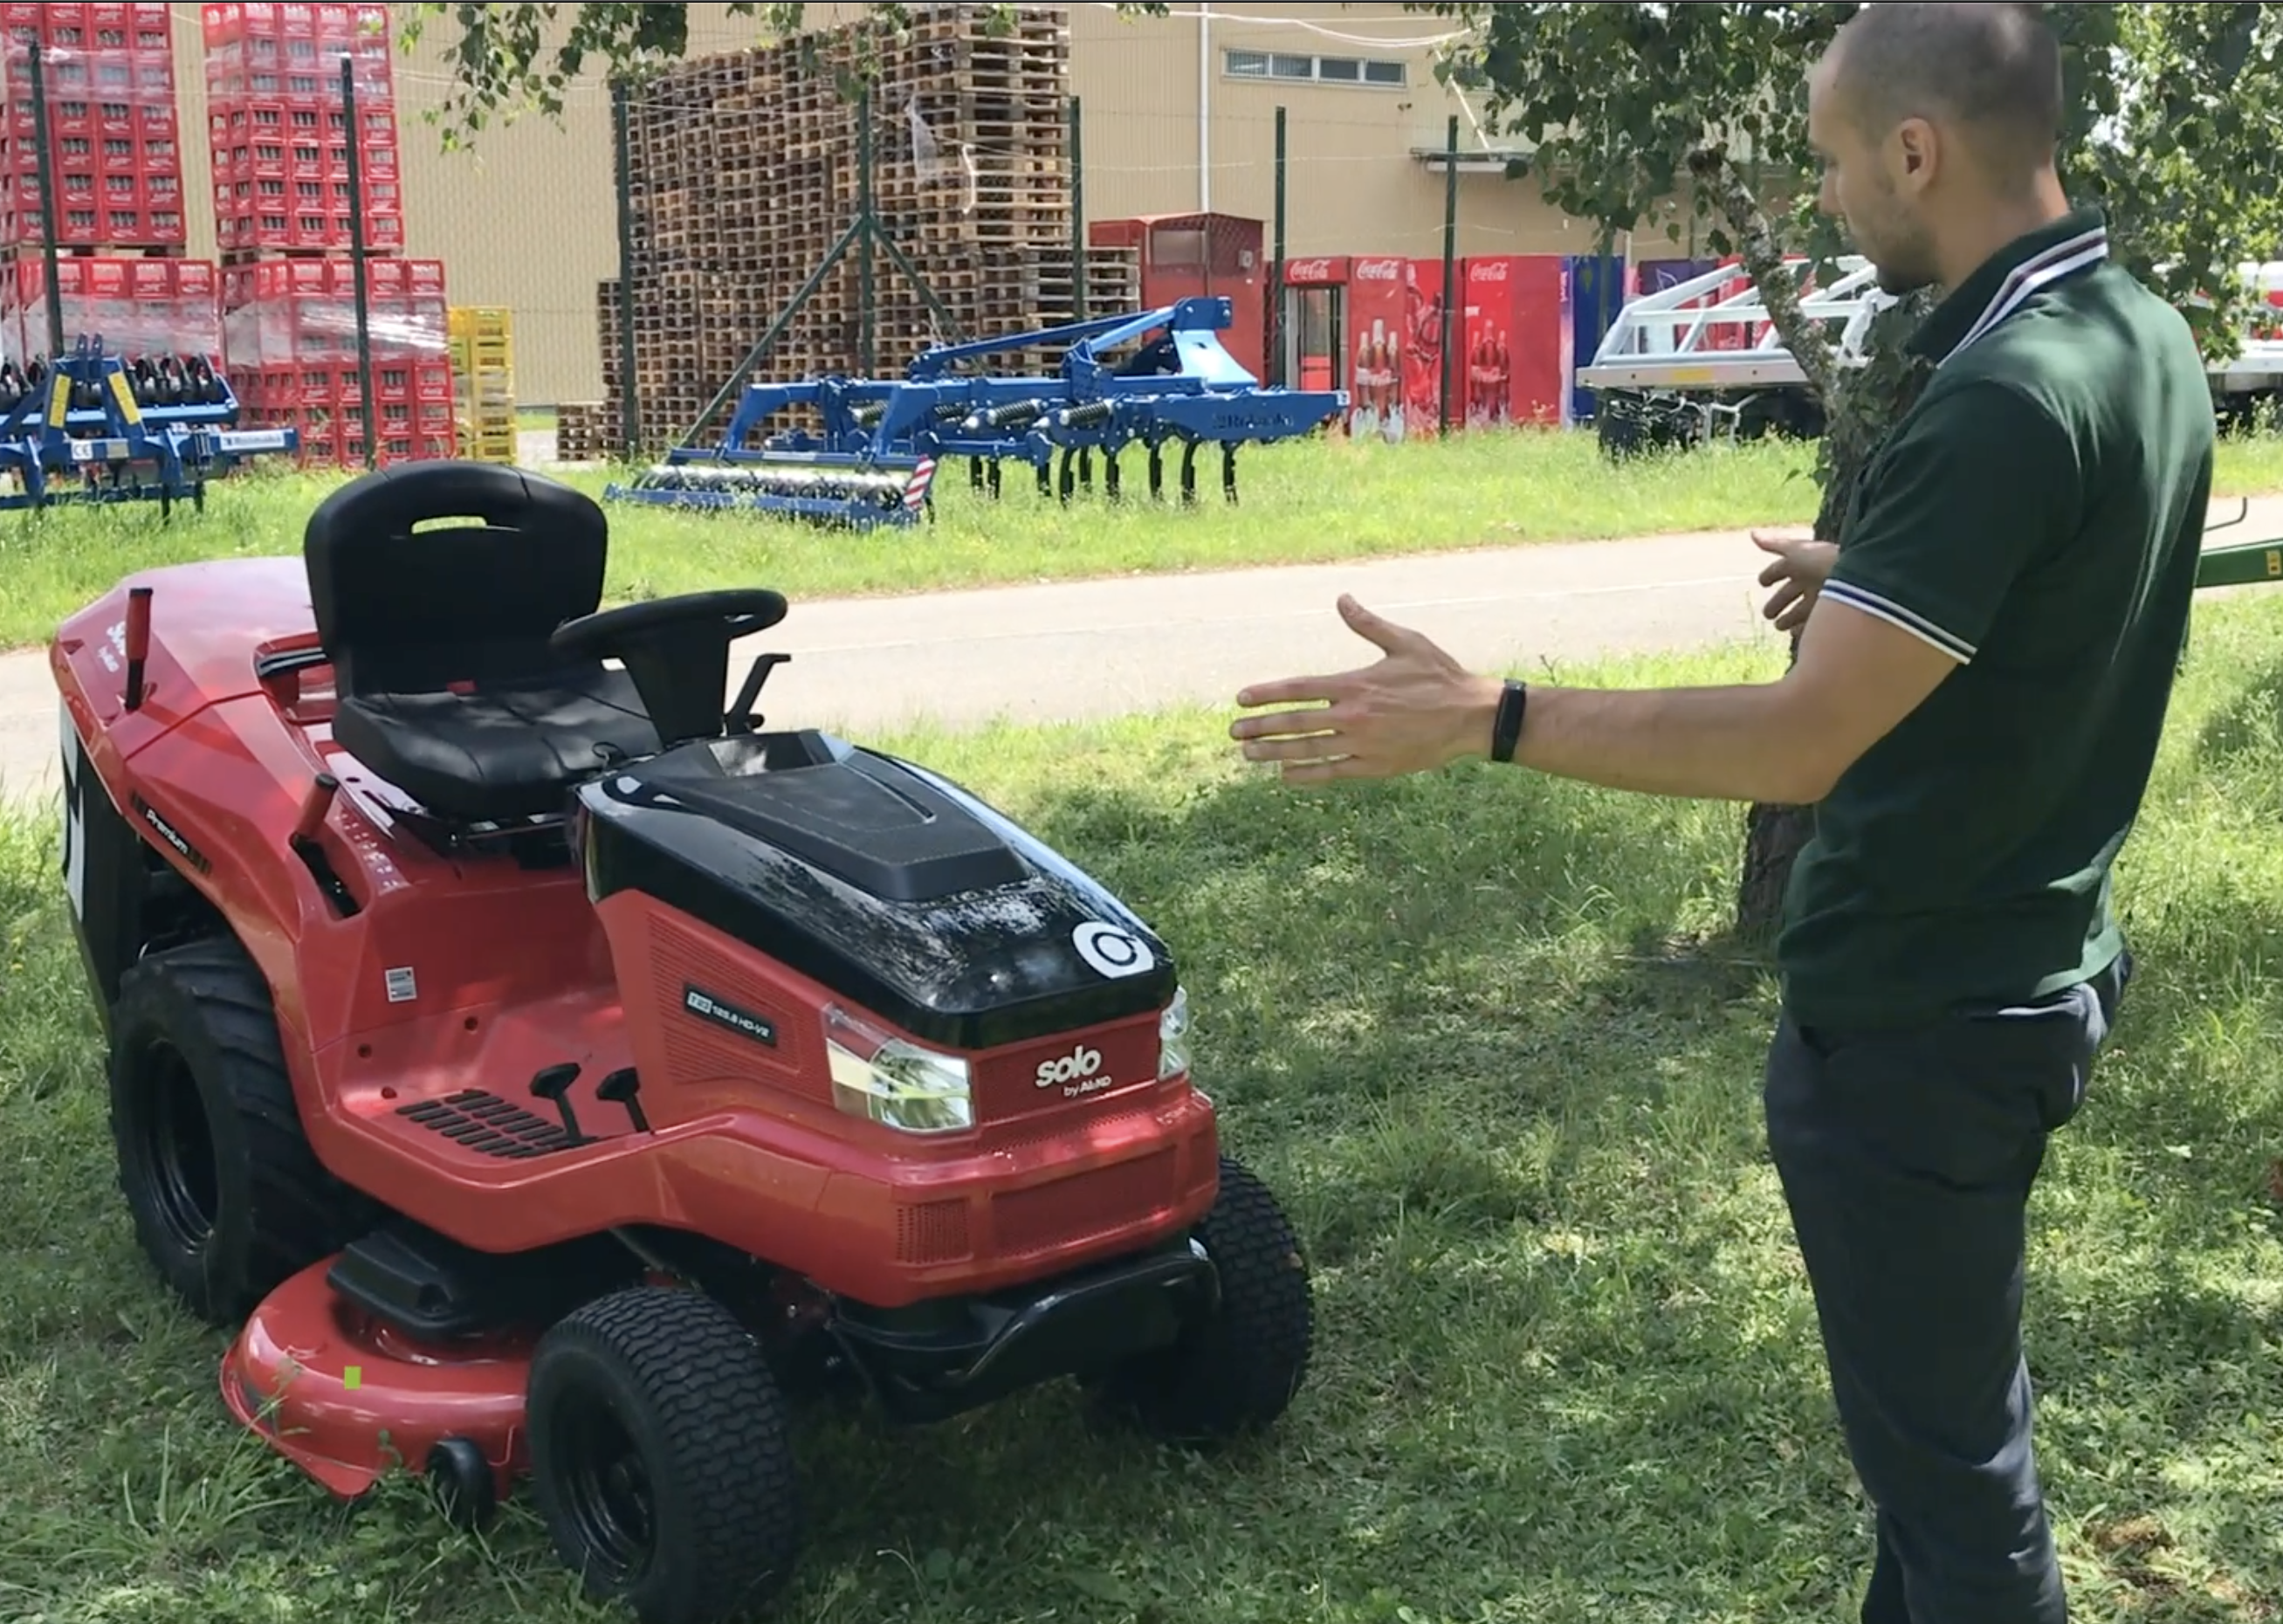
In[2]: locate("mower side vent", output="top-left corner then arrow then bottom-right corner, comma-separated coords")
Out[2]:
895,1198 -> 973,1265
396,1089 -> 577,1159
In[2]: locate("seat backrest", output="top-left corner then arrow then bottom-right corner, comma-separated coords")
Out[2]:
305,462 -> 609,697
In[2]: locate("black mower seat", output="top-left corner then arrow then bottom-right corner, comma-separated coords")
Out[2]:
331,671 -> 657,825
305,462 -> 662,825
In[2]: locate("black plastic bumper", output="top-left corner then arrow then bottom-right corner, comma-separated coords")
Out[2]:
829,1238 -> 1218,1423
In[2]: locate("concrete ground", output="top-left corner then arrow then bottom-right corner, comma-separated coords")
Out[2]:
4,492 -> 2280,811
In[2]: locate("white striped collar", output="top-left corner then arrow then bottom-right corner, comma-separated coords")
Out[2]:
1936,220 -> 2110,366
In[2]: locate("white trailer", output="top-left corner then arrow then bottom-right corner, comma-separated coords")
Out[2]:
1578,255 -> 2283,453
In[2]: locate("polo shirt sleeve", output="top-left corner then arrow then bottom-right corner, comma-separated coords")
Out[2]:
1819,379 -> 2078,664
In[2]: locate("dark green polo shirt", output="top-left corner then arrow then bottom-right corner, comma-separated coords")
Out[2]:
1777,207 -> 2217,1029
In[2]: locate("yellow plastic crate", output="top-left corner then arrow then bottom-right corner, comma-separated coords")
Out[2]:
449,306 -> 514,340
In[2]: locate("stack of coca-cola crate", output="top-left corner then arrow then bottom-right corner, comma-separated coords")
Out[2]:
205,2 -> 453,466
0,3 -> 220,382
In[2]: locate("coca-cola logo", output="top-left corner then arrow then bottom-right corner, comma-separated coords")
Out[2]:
1285,258 -> 1335,284
1354,258 -> 1401,281
1473,259 -> 1509,282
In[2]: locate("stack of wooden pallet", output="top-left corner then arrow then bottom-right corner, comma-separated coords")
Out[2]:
592,4 -> 1138,451
554,400 -> 612,463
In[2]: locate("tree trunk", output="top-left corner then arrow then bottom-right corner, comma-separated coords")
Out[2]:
1685,149 -> 1935,942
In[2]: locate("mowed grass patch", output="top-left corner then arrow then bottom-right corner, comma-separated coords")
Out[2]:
5,425 -> 2282,652
0,622 -> 2280,1622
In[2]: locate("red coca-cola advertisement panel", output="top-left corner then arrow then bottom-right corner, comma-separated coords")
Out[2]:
1461,254 -> 1569,428
1344,256 -> 1453,440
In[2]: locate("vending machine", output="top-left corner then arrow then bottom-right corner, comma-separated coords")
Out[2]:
1277,256 -> 1349,394
1459,254 -> 1569,428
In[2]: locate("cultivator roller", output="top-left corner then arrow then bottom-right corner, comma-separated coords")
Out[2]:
604,297 -> 1345,527
617,456 -> 938,522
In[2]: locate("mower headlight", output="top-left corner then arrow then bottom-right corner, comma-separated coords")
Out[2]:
1159,986 -> 1192,1081
824,1007 -> 973,1135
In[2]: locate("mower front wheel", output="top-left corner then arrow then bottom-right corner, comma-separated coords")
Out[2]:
526,1286 -> 801,1624
1097,1153 -> 1315,1446
107,935 -> 371,1326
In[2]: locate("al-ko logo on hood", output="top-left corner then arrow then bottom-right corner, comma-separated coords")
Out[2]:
1072,920 -> 1152,979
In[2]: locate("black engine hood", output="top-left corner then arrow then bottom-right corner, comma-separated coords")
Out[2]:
574,730 -> 1177,1051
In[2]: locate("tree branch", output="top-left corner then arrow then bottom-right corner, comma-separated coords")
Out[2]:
1686,146 -> 1842,403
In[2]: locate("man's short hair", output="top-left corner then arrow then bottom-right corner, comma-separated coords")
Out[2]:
1830,3 -> 2065,182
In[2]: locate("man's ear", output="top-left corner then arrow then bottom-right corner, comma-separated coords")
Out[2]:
1894,117 -> 1938,187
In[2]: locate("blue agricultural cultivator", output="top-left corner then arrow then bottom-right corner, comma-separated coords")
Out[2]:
0,336 -> 298,516
606,297 -> 1348,530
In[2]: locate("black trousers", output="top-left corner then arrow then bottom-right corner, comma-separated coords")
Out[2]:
1763,952 -> 2128,1624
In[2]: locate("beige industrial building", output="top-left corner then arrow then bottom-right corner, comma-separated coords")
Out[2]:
149,2 -> 1633,405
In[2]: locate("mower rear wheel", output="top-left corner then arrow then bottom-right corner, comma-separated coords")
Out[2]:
1097,1154 -> 1314,1445
526,1286 -> 801,1624
107,935 -> 372,1326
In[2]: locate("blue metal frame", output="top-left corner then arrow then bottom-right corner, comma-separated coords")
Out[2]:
605,298 -> 1349,526
0,336 -> 299,513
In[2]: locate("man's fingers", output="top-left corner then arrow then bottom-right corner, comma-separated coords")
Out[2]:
1240,732 -> 1352,764
1763,580 -> 1803,619
1758,556 -> 1792,588
1230,704 -> 1341,740
1234,676 -> 1348,711
1337,593 -> 1418,653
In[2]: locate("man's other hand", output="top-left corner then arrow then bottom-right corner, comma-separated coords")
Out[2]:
1755,527 -> 1840,634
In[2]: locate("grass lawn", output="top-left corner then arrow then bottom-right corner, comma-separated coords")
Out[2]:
2,606 -> 2281,1622
3,426 -> 2283,654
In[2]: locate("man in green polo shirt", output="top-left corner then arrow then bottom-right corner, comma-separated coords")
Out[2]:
1229,4 -> 2215,1620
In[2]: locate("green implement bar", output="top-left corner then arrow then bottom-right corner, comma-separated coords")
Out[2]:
2196,536 -> 2283,590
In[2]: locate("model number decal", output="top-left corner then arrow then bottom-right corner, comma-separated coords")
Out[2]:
131,793 -> 210,875
683,984 -> 777,1047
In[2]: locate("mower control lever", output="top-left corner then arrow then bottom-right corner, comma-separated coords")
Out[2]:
595,1067 -> 650,1134
725,652 -> 793,734
528,1063 -> 588,1147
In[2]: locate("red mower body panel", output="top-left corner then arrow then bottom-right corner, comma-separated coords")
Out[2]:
56,466 -> 1311,1615
53,554 -> 1216,1311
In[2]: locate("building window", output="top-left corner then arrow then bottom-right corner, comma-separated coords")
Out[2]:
1222,47 -> 1406,87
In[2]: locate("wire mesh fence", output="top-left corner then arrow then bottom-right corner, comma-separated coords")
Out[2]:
0,3 -> 1667,478
380,3 -> 1657,466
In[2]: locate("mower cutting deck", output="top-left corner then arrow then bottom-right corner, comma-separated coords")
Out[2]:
606,296 -> 1347,526
52,463 -> 1314,1624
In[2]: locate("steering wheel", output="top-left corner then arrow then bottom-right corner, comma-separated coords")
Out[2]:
548,588 -> 788,664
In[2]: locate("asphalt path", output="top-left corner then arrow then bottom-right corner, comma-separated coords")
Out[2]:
5,493 -> 2280,811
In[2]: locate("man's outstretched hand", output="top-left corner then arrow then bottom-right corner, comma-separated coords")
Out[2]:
1230,595 -> 1505,783
1754,526 -> 1839,634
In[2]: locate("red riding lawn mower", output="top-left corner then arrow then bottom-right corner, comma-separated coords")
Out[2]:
49,461 -> 1315,1624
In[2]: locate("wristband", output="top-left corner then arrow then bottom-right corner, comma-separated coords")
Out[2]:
1490,678 -> 1527,764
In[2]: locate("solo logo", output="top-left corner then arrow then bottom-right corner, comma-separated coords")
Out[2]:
1035,1043 -> 1103,1088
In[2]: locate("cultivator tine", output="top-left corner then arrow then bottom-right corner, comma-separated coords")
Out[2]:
1222,444 -> 1237,504
1149,444 -> 1164,501
1179,441 -> 1200,506
1104,454 -> 1121,502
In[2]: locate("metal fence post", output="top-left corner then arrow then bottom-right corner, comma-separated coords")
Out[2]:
341,54 -> 377,469
1438,114 -> 1459,437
